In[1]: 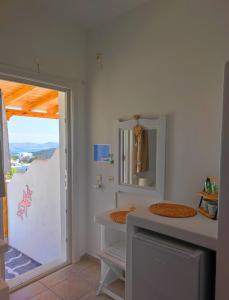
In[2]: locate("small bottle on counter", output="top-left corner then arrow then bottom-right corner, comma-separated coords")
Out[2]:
204,178 -> 212,194
211,181 -> 218,195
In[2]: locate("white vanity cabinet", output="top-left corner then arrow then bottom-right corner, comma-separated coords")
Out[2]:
95,113 -> 217,300
95,210 -> 126,300
95,115 -> 167,299
126,209 -> 217,300
131,232 -> 213,300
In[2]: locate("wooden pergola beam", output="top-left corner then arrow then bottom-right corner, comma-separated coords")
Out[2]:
6,109 -> 59,120
4,85 -> 35,105
47,104 -> 59,114
21,91 -> 58,111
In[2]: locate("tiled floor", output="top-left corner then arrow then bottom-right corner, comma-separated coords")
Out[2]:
10,258 -> 125,300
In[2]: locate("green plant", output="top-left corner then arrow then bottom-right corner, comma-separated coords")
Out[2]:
6,166 -> 17,180
11,154 -> 18,160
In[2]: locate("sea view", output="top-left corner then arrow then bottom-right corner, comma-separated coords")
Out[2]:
10,142 -> 59,155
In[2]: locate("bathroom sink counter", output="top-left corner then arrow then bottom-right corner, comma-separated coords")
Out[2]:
95,206 -> 218,250
95,208 -> 127,232
127,207 -> 218,251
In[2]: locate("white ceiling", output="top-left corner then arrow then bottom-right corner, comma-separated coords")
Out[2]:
62,0 -> 150,28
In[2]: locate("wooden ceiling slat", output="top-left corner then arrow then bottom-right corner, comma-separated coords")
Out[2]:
47,104 -> 59,114
0,80 -> 60,119
4,85 -> 35,105
0,80 -> 22,98
21,91 -> 58,111
38,100 -> 58,112
6,109 -> 59,120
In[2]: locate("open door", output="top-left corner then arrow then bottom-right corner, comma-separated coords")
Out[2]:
0,89 -> 10,279
0,80 -> 69,287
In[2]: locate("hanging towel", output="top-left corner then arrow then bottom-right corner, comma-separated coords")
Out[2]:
133,125 -> 149,174
0,90 -> 10,197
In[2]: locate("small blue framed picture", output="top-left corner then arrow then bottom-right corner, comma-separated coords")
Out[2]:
93,144 -> 111,162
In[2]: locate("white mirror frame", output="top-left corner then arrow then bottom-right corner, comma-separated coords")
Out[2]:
114,115 -> 166,199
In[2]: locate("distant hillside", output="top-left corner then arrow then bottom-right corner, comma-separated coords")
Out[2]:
10,142 -> 59,154
33,148 -> 57,160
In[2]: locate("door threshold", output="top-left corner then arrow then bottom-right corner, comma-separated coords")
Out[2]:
8,258 -> 69,292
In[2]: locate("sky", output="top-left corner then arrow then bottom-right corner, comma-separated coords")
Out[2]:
7,116 -> 59,144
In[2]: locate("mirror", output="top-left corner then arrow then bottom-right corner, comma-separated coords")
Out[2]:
115,115 -> 166,198
119,129 -> 157,188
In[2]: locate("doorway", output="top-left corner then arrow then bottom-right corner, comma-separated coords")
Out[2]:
0,79 -> 69,288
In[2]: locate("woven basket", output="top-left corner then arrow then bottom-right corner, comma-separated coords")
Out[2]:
149,203 -> 197,218
110,210 -> 130,224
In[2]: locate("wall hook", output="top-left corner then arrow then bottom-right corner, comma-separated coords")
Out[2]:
96,53 -> 103,70
34,56 -> 41,73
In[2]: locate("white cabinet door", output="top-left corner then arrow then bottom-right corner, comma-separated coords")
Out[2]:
131,233 -> 213,300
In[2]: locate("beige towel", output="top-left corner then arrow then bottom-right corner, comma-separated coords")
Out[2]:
133,126 -> 149,174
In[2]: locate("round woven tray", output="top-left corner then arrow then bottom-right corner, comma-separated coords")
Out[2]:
110,210 -> 130,224
149,203 -> 197,218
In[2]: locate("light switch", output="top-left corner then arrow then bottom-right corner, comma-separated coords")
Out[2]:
93,174 -> 103,189
108,176 -> 114,183
96,174 -> 102,186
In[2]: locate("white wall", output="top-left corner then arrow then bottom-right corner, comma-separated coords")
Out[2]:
0,1 -> 88,258
7,150 -> 62,264
0,0 -> 86,80
86,0 -> 229,255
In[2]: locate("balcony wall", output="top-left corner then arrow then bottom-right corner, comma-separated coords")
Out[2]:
7,149 -> 61,265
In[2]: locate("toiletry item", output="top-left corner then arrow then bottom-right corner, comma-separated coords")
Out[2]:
211,181 -> 218,195
198,176 -> 219,219
138,177 -> 152,187
202,200 -> 209,212
204,178 -> 212,194
207,203 -> 217,217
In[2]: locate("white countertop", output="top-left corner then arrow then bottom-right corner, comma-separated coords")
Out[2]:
95,206 -> 218,251
128,206 -> 218,251
95,208 -> 127,232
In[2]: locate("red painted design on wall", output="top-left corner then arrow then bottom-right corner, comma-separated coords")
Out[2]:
17,185 -> 33,220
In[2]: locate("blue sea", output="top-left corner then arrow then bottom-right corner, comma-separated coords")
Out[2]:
10,143 -> 59,154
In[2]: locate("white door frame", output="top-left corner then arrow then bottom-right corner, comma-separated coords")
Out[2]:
0,63 -> 85,266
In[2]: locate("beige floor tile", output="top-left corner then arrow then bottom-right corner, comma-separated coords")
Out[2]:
10,282 -> 47,300
108,279 -> 125,298
82,280 -> 125,300
80,290 -> 112,300
10,259 -> 102,300
50,275 -> 92,300
79,262 -> 100,288
40,260 -> 98,288
70,259 -> 98,274
30,290 -> 61,300
40,265 -> 80,288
